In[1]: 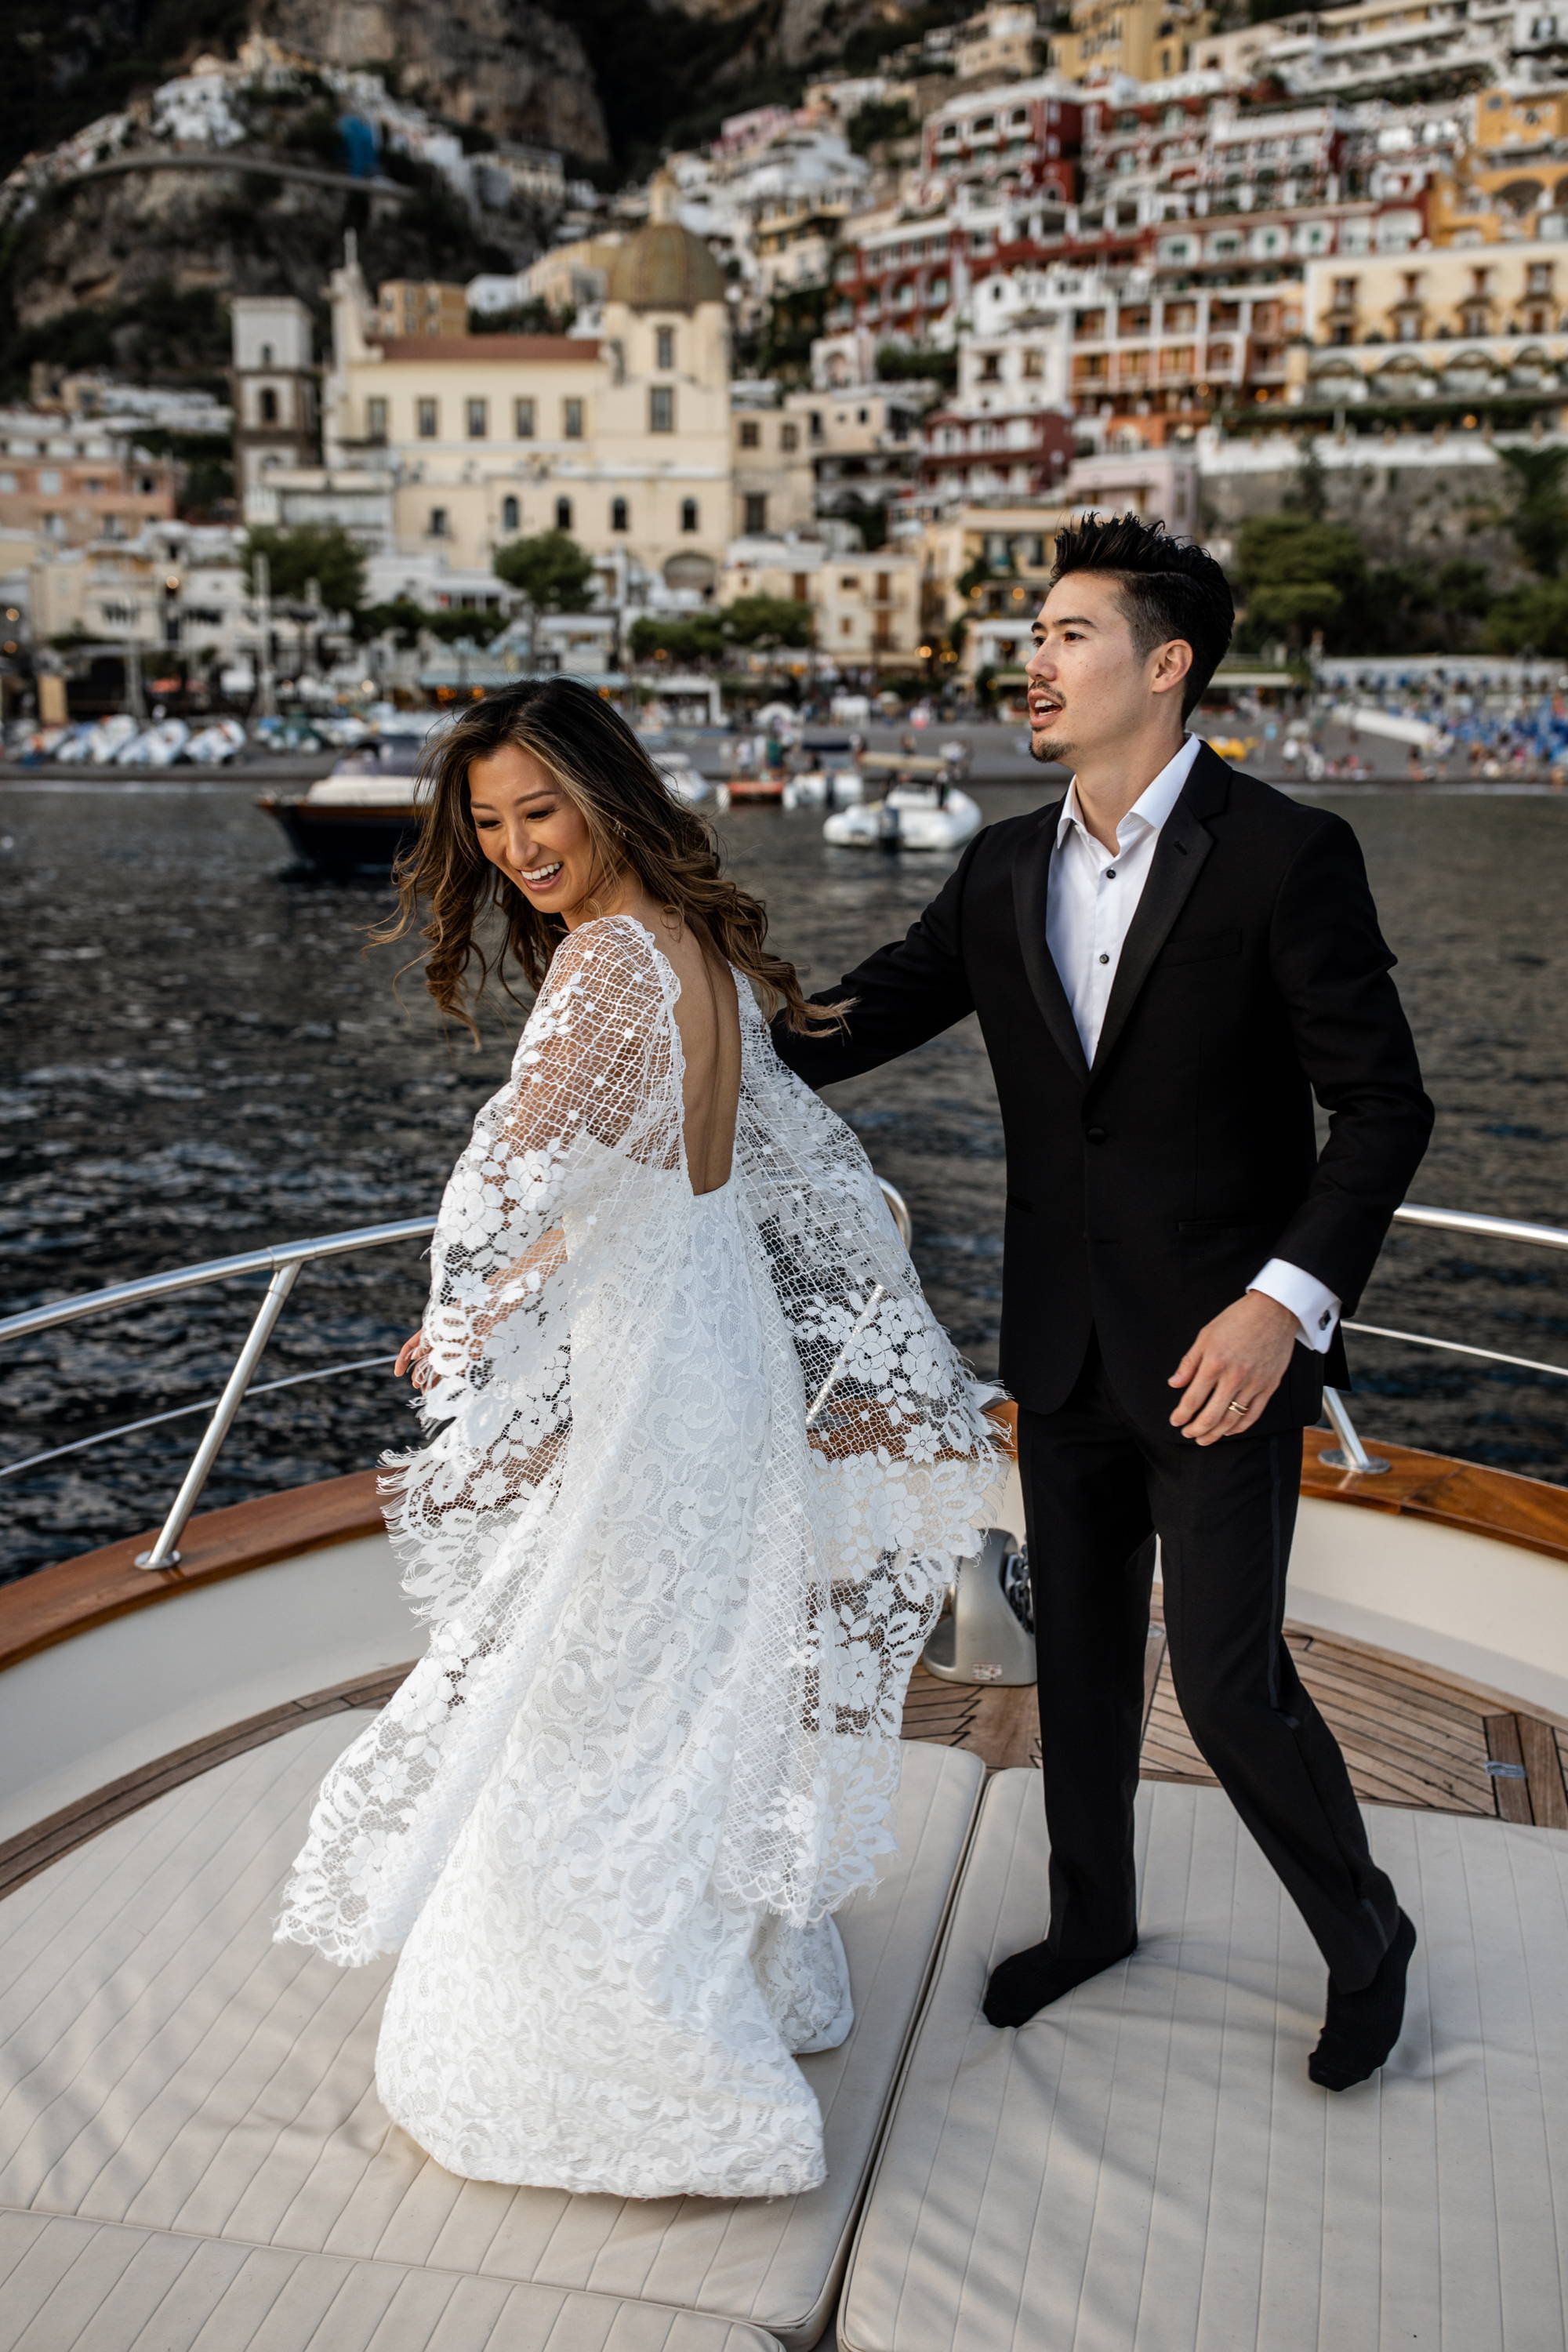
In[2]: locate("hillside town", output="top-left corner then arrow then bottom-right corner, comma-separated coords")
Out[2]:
8,0 -> 1568,724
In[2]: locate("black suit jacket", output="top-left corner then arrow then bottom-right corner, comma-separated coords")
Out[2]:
772,743 -> 1434,1439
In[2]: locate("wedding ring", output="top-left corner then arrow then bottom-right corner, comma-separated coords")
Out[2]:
1225,1399 -> 1248,1417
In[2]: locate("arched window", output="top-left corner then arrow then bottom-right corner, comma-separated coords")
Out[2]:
556,496 -> 573,532
611,496 -> 629,531
259,387 -> 278,423
501,495 -> 519,532
681,497 -> 699,532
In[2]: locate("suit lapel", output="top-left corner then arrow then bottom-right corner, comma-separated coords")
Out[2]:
1090,749 -> 1225,1076
1011,798 -> 1091,1083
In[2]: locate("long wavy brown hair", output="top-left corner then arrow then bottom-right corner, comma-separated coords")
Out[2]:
376,677 -> 845,1038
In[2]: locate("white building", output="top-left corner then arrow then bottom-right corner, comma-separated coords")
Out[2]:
232,296 -> 318,516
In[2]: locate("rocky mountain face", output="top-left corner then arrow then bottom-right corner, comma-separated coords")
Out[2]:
0,0 -> 924,387
256,0 -> 609,159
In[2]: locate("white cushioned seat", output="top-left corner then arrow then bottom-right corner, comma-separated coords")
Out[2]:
839,1769 -> 1568,2352
0,1718 -> 983,2352
0,2212 -> 784,2351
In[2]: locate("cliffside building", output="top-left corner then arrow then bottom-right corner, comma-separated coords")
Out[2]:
320,204 -> 734,608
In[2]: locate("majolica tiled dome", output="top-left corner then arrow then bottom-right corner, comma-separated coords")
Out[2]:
604,220 -> 726,312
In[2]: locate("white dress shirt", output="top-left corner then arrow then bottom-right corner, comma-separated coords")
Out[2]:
1044,734 -> 1341,1354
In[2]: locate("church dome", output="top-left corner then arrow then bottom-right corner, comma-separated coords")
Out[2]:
604,220 -> 727,312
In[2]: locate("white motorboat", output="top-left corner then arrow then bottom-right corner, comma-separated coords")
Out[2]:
656,749 -> 712,804
783,766 -> 866,811
782,735 -> 866,811
85,713 -> 140,764
114,718 -> 191,768
180,718 -> 248,766
824,754 -> 982,852
2,1192 -> 1567,2350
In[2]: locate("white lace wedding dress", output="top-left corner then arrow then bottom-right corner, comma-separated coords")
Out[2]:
276,914 -> 1001,2198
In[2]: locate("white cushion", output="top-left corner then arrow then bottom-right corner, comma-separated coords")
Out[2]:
839,1769 -> 1568,2352
0,2211 -> 783,2350
0,1718 -> 982,2352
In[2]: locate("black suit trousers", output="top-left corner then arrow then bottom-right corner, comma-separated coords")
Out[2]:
1019,1337 -> 1401,1992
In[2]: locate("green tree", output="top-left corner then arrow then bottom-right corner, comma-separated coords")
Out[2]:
1497,445 -> 1568,579
875,342 -> 960,394
628,596 -> 812,665
242,524 -> 365,614
469,298 -> 574,336
493,529 -> 597,612
1360,556 -> 1494,655
847,97 -> 916,154
837,492 -> 889,551
1234,515 -> 1367,651
354,596 -> 426,648
421,605 -> 506,644
1287,439 -> 1329,521
1482,579 -> 1568,657
629,613 -> 725,664
757,284 -> 830,381
720,594 -> 814,649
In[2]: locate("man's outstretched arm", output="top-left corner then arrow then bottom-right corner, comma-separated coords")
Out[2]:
771,832 -> 982,1087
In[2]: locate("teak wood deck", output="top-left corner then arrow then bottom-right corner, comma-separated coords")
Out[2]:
901,1606 -> 1568,1831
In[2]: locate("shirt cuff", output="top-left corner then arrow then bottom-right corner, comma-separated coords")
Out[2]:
1248,1258 -> 1341,1354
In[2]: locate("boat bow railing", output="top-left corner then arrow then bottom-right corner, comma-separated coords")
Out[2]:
1,1196 -> 1563,1567
0,1185 -> 916,1571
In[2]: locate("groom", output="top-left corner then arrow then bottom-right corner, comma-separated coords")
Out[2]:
773,512 -> 1434,2089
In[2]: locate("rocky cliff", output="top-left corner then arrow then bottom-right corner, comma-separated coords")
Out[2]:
256,0 -> 608,159
0,0 -> 926,387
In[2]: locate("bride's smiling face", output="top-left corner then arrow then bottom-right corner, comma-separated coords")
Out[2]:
467,742 -> 612,924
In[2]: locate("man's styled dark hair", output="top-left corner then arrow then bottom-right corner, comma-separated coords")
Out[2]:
1050,510 -> 1233,719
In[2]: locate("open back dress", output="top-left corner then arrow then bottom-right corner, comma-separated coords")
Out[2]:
276,914 -> 1001,2198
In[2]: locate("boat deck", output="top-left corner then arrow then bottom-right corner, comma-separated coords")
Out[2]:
901,1605 -> 1568,1830
5,1614 -> 1566,1909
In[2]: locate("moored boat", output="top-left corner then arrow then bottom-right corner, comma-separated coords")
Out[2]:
823,754 -> 982,852
257,715 -> 445,874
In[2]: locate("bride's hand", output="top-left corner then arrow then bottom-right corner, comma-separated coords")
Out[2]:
394,1331 -> 432,1388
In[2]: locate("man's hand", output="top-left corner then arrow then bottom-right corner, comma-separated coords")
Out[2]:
1168,1291 -> 1297,1445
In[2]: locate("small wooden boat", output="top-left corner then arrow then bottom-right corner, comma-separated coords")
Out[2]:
717,771 -> 786,807
258,736 -> 431,876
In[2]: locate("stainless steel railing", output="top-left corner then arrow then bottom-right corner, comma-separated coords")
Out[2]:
2,1196 -> 1563,1560
1323,1202 -> 1568,1474
0,1185 -> 916,1570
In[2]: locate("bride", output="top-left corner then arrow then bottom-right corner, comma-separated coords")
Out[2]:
275,677 -> 1002,2200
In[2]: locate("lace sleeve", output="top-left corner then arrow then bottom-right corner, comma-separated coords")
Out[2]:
387,916 -> 684,1617
416,916 -> 682,1419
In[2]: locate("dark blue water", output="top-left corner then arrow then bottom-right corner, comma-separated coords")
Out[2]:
2,776 -> 1565,1581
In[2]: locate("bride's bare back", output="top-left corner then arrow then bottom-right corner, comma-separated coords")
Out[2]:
644,909 -> 742,1196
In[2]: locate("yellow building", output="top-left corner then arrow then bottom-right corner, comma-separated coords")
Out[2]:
376,281 -> 470,339
953,3 -> 1046,85
919,502 -> 1068,679
327,208 -> 735,601
1291,241 -> 1568,411
731,404 -> 815,539
1428,88 -> 1568,245
1051,0 -> 1211,84
718,539 -> 922,666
